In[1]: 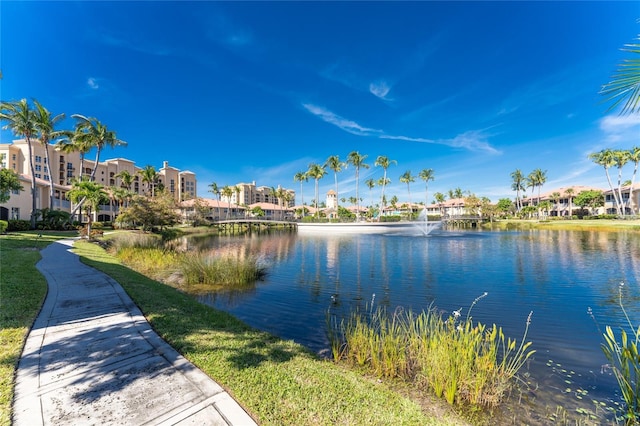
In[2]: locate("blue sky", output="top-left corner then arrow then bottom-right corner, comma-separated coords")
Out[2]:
2,1 -> 639,204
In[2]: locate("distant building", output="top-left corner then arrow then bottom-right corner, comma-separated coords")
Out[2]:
0,139 -> 197,222
220,181 -> 295,207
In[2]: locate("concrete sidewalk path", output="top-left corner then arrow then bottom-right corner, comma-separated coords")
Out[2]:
13,239 -> 257,426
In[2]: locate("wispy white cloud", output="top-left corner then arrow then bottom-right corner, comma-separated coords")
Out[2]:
87,77 -> 99,89
303,103 -> 500,154
302,103 -> 383,136
599,114 -> 640,144
99,33 -> 172,56
369,80 -> 392,100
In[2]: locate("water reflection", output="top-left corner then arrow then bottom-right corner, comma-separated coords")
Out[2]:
182,229 -> 640,422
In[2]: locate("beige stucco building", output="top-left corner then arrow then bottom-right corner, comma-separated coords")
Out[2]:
0,139 -> 197,222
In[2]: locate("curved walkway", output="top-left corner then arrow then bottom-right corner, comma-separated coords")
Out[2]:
13,239 -> 257,426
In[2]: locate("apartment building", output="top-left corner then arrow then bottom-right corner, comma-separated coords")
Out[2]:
220,181 -> 295,207
0,139 -> 197,222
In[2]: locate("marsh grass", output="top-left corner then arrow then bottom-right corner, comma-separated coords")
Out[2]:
0,231 -> 74,426
331,296 -> 535,408
180,253 -> 266,286
592,283 -> 640,424
108,231 -> 265,287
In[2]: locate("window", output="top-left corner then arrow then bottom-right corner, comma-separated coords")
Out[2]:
11,207 -> 20,220
35,173 -> 42,179
67,171 -> 73,178
67,163 -> 73,170
12,188 -> 20,195
35,155 -> 42,162
35,165 -> 42,172
12,154 -> 16,161
44,166 -> 48,173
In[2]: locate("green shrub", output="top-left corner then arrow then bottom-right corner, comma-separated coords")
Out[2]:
7,220 -> 31,231
0,220 -> 7,233
380,215 -> 401,222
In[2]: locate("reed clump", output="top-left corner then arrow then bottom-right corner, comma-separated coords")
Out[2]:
109,232 -> 266,287
179,253 -> 266,286
330,294 -> 535,408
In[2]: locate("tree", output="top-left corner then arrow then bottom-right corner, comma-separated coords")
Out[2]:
574,190 -> 605,215
235,185 -> 242,207
510,169 -> 526,212
434,192 -> 446,216
589,149 -> 622,216
139,165 -> 159,197
628,146 -> 640,214
221,185 -> 233,219
612,150 -> 630,215
116,192 -> 179,231
496,198 -> 514,217
399,170 -> 415,218
347,151 -> 369,221
390,195 -> 398,212
71,115 -> 127,181
56,125 -> 93,180
293,171 -> 308,216
531,168 -> 547,206
0,168 -> 23,203
0,99 -> 39,228
67,179 -> 108,238
375,155 -> 396,220
251,205 -> 265,217
115,170 -> 134,190
418,168 -> 435,207
537,200 -> 552,218
208,182 -> 221,201
307,163 -> 327,217
33,100 -> 65,211
564,187 -> 575,217
325,155 -> 345,211
551,192 -> 561,215
448,187 -> 464,199
600,35 -> 640,115
365,178 -> 376,212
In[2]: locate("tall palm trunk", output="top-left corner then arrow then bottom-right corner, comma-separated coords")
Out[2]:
26,136 -> 38,228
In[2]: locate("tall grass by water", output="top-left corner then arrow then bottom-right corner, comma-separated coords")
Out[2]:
108,231 -> 265,287
329,294 -> 535,408
591,283 -> 640,424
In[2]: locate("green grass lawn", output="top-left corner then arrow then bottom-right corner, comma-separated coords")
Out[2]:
0,231 -> 76,426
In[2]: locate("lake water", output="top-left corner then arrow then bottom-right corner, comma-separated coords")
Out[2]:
184,228 -> 640,423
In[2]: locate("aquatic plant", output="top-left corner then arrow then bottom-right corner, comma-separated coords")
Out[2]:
180,252 -> 266,286
329,294 -> 535,408
590,283 -> 640,424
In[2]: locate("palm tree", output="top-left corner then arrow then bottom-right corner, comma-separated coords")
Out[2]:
235,185 -> 242,207
600,35 -> 640,115
0,99 -> 39,228
418,168 -> 435,207
347,151 -> 369,221
564,187 -> 575,217
531,168 -> 547,207
115,170 -> 134,190
589,149 -> 621,215
139,165 -> 159,197
375,155 -> 396,220
293,171 -> 308,216
434,192 -> 446,217
365,178 -> 376,211
33,100 -> 65,212
307,163 -> 327,217
67,179 -> 108,238
208,182 -> 221,201
510,169 -> 526,212
72,115 -> 126,181
325,155 -> 345,211
221,185 -> 233,219
612,149 -> 630,215
551,192 -> 561,216
56,125 -> 93,180
628,146 -> 640,214
399,170 -> 415,218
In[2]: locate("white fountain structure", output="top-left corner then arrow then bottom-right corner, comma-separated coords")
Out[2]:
413,208 -> 442,236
